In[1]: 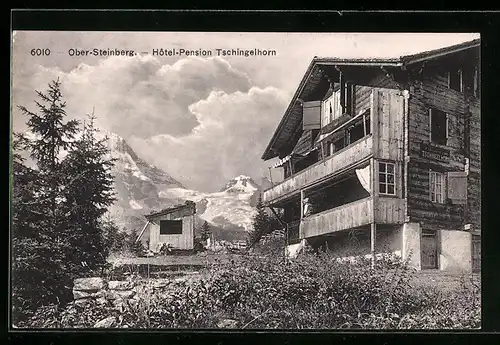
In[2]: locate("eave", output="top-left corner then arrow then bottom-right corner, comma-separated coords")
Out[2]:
261,38 -> 480,161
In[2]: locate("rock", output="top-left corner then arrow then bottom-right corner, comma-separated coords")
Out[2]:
74,298 -> 91,307
152,279 -> 170,289
96,297 -> 108,305
104,290 -> 118,300
73,290 -> 92,299
73,289 -> 105,300
73,277 -> 105,291
108,281 -> 135,290
217,319 -> 239,329
93,316 -> 116,328
115,290 -> 135,299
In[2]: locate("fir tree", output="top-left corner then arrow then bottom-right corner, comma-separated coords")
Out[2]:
12,79 -> 80,316
247,194 -> 273,249
17,79 -> 79,233
201,221 -> 211,242
11,79 -> 118,319
60,109 -> 117,271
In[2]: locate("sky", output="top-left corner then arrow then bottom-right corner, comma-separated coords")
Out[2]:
11,32 -> 480,192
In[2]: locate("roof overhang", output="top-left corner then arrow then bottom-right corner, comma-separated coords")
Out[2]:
145,201 -> 196,220
261,59 -> 402,161
261,38 -> 480,161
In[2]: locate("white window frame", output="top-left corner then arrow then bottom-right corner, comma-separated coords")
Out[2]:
429,108 -> 449,145
378,162 -> 396,196
429,170 -> 446,203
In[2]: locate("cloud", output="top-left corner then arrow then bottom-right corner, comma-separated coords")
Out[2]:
13,55 -> 252,139
130,86 -> 289,192
12,54 -> 287,192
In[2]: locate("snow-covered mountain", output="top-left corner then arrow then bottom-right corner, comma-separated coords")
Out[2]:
220,175 -> 259,193
102,133 -> 262,240
18,129 -> 266,241
160,174 -> 260,233
103,132 -> 187,232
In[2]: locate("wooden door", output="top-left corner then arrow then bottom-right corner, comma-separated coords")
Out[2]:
421,230 -> 438,269
472,235 -> 481,272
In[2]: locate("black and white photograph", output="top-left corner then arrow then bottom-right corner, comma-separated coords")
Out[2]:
10,30 -> 481,329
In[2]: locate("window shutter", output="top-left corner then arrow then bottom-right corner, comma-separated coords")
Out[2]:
447,171 -> 467,204
303,100 -> 322,130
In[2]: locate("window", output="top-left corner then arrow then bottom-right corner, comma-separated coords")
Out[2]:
159,219 -> 183,235
461,67 -> 475,95
332,136 -> 345,152
322,89 -> 341,127
429,170 -> 445,203
473,66 -> 479,97
379,162 -> 396,195
448,68 -> 462,92
430,108 -> 448,145
329,142 -> 335,156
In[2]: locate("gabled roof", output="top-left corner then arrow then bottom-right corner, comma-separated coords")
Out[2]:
145,201 -> 196,220
261,38 -> 480,161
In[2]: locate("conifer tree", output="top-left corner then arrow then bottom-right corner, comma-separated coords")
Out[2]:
60,110 -> 116,271
12,79 -> 118,318
12,79 -> 80,315
201,221 -> 211,242
247,194 -> 273,249
17,79 -> 79,233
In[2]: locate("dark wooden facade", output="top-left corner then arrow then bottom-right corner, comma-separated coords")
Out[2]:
261,39 -> 480,270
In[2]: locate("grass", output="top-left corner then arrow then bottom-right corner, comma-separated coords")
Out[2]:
15,249 -> 481,329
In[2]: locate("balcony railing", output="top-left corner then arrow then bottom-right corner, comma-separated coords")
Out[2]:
263,135 -> 373,204
299,196 -> 405,239
300,197 -> 373,238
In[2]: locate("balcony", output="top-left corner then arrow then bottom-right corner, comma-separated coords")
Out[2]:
263,135 -> 373,205
301,197 -> 373,238
300,196 -> 405,239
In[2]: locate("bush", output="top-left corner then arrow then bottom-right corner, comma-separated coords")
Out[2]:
16,251 -> 480,329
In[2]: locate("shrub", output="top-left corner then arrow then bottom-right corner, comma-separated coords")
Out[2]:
16,251 -> 481,329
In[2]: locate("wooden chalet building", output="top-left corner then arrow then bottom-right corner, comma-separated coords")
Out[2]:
137,201 -> 196,252
262,39 -> 480,272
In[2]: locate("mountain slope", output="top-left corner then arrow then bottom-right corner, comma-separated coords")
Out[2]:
103,132 -> 186,232
102,134 -> 260,242
20,130 -> 262,242
160,175 -> 259,233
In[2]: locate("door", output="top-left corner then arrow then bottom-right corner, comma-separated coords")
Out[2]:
421,230 -> 438,269
472,235 -> 481,272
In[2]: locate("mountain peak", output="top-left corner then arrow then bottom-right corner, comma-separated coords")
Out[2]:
220,175 -> 258,193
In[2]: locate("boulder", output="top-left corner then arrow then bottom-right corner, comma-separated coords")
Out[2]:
73,277 -> 105,291
217,319 -> 239,329
107,290 -> 136,300
152,279 -> 170,289
108,281 -> 135,291
74,298 -> 91,307
73,289 -> 105,300
96,297 -> 108,305
73,290 -> 92,300
115,290 -> 136,299
93,316 -> 116,328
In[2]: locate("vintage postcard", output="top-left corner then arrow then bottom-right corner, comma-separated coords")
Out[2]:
10,31 -> 480,329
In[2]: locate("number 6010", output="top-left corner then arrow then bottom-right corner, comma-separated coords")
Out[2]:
31,48 -> 51,56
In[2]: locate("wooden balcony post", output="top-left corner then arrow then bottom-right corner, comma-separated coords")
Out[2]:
371,222 -> 376,269
300,189 -> 304,220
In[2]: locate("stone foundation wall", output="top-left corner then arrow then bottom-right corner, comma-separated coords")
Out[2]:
72,277 -> 138,307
